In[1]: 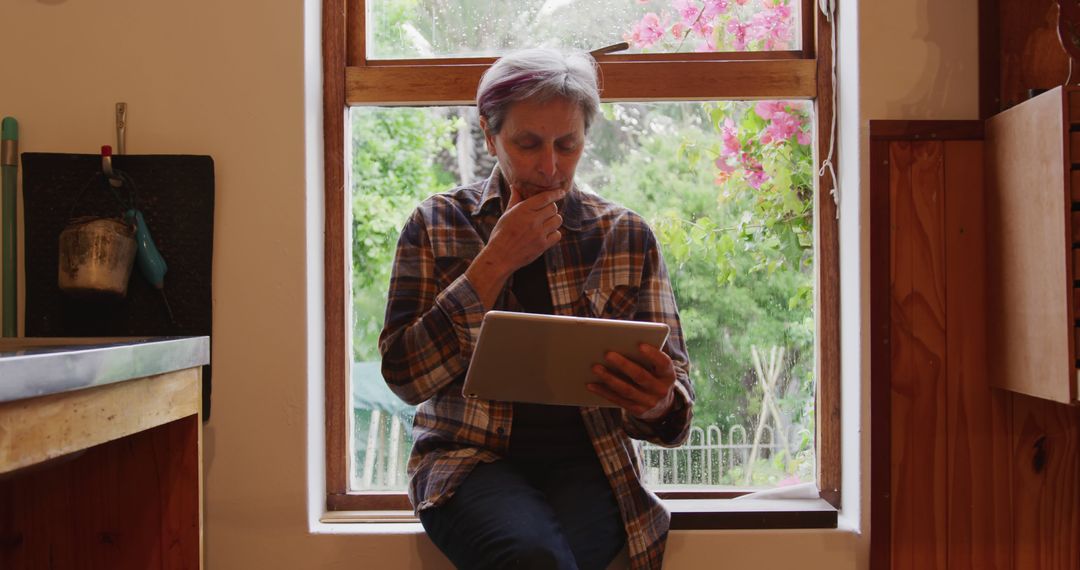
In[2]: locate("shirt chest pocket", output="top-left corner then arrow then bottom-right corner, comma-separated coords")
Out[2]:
582,264 -> 640,320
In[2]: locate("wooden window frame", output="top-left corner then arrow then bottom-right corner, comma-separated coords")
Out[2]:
323,0 -> 840,520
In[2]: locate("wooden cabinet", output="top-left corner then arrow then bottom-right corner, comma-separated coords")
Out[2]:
0,367 -> 203,569
985,86 -> 1080,404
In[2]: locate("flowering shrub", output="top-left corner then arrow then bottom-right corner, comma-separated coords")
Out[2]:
653,99 -> 813,290
624,0 -> 797,52
623,1 -> 812,287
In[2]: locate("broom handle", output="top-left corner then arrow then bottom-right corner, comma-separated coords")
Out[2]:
2,117 -> 18,337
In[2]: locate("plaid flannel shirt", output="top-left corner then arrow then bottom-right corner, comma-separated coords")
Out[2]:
379,167 -> 694,570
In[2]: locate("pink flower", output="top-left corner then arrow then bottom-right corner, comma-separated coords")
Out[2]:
754,100 -> 788,120
636,0 -> 651,3
714,155 -> 737,173
672,0 -> 701,26
726,20 -> 748,50
755,101 -> 811,145
693,20 -> 715,40
624,12 -> 667,48
760,110 -> 802,144
747,0 -> 793,50
742,153 -> 770,188
670,22 -> 686,40
747,168 -> 770,189
702,0 -> 729,20
721,118 -> 741,156
778,475 -> 801,487
672,0 -> 718,38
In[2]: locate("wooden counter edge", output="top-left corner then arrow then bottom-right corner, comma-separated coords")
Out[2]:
0,367 -> 202,474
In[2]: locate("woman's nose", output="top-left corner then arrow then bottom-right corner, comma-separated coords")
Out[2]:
536,146 -> 557,177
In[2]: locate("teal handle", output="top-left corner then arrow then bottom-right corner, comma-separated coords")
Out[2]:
124,209 -> 168,289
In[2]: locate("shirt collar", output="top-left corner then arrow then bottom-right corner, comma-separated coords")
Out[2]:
473,164 -> 585,231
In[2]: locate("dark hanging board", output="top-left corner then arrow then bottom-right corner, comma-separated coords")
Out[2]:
21,153 -> 215,419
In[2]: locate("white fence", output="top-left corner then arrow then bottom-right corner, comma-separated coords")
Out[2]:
638,424 -> 810,487
354,412 -> 811,491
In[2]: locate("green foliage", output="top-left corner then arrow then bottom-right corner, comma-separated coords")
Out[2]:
581,103 -> 814,444
351,107 -> 456,361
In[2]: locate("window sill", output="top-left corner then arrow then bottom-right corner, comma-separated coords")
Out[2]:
321,498 -> 837,531
667,498 -> 836,530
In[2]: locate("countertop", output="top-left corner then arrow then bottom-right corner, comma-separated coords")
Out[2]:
0,336 -> 210,403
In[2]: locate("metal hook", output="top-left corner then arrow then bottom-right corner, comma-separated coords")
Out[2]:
116,103 -> 127,155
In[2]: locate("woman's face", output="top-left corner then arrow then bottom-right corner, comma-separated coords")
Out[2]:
481,96 -> 586,201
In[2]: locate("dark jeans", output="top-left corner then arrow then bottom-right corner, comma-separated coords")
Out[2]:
418,456 -> 626,570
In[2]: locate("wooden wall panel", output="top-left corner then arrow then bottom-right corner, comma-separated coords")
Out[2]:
875,122 -> 1080,569
1011,394 -> 1080,570
943,141 -> 1013,569
890,141 -> 949,570
998,0 -> 1068,110
889,141 -> 916,570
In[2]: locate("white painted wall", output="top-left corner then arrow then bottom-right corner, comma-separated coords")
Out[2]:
0,0 -> 978,567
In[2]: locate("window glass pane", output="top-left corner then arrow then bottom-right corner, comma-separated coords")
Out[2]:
366,0 -> 802,59
349,100 -> 815,492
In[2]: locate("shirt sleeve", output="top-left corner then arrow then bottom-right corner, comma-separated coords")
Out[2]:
622,226 -> 696,447
378,207 -> 488,405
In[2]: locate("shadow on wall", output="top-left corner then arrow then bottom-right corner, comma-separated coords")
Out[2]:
891,0 -> 981,118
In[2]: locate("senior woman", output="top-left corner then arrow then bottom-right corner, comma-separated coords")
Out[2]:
379,48 -> 694,570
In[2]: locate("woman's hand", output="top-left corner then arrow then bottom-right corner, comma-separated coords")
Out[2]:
487,184 -> 565,271
588,343 -> 677,420
465,185 -> 564,308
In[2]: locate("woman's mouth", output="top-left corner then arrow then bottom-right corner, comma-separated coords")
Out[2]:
526,183 -> 564,193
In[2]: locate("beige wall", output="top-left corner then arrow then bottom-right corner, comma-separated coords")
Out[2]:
0,0 -> 977,567
859,0 -> 980,120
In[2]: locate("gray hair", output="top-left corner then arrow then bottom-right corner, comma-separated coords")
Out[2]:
476,48 -> 601,135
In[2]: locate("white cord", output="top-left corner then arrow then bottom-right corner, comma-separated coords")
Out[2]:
1067,58 -> 1074,86
817,0 -> 840,220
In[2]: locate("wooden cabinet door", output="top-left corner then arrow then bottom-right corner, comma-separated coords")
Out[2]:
985,86 -> 1078,404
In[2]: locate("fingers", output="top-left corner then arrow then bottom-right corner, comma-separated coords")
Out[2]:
522,188 -> 567,210
602,350 -> 661,390
542,213 -> 563,233
505,186 -> 564,218
544,229 -> 562,248
588,343 -> 676,406
638,344 -> 674,375
588,365 -> 653,416
587,385 -> 649,416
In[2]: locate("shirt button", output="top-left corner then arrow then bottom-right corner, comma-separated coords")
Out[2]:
496,426 -> 505,435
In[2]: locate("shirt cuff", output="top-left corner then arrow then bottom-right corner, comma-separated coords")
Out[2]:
434,273 -> 487,358
627,380 -> 692,443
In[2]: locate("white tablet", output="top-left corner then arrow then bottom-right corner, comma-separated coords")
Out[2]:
462,310 -> 670,407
